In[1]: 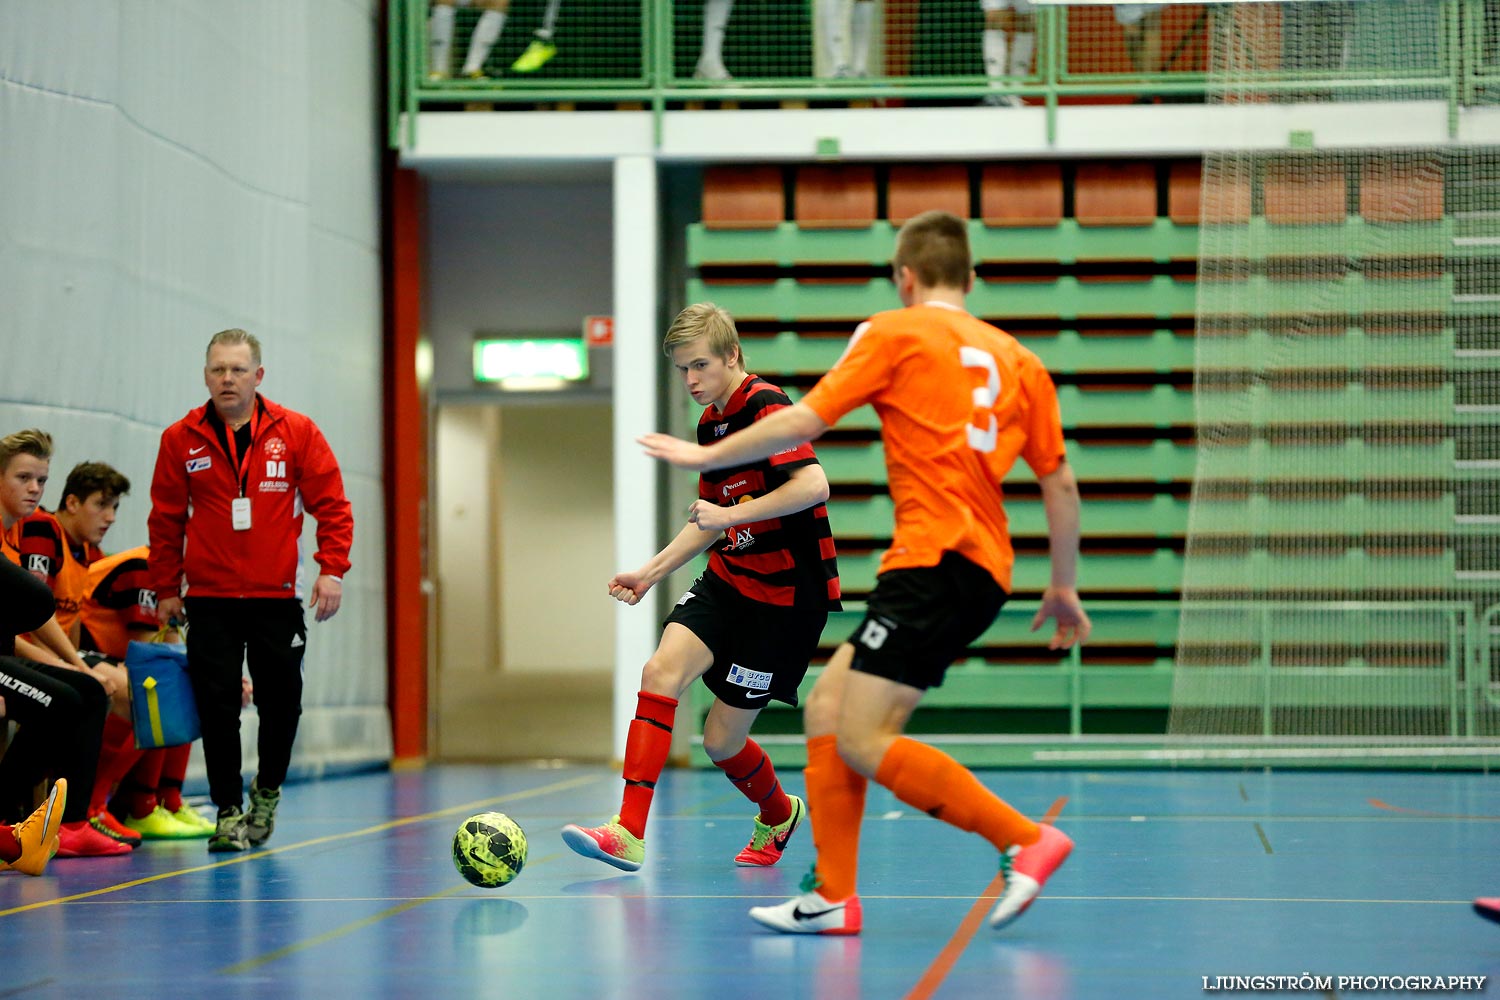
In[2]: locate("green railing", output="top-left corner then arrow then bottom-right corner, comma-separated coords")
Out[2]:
389,0 -> 1486,149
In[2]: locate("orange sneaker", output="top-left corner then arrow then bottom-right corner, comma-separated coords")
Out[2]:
4,779 -> 67,875
989,823 -> 1073,930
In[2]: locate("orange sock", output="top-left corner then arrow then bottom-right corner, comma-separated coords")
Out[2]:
804,733 -> 867,902
875,737 -> 1039,851
618,691 -> 677,840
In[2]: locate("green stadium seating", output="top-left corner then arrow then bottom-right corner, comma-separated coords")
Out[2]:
744,327 -> 1196,377
817,438 -> 1197,485
687,218 -> 1201,268
826,494 -> 1188,539
687,153 -> 1490,761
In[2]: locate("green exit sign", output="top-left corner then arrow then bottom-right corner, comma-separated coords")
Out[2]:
473,338 -> 589,389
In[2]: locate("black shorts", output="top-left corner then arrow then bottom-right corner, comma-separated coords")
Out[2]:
663,572 -> 827,709
847,550 -> 1007,691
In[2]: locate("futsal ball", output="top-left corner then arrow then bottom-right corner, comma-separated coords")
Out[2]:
452,812 -> 528,888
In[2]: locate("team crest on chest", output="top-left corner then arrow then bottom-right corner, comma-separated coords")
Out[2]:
260,436 -> 290,492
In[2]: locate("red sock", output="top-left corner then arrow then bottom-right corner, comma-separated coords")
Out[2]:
804,733 -> 867,901
875,737 -> 1039,851
90,714 -> 143,816
618,691 -> 677,840
713,739 -> 791,827
158,744 -> 192,812
124,750 -> 167,819
0,826 -> 19,863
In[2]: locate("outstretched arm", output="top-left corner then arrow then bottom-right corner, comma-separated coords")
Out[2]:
608,520 -> 721,606
1031,461 -> 1091,649
640,402 -> 829,472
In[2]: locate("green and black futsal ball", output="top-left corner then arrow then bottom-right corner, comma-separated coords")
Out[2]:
453,812 -> 528,888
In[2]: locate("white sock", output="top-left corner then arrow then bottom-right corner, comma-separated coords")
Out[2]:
818,0 -> 848,73
429,4 -> 455,75
539,0 -> 562,38
701,0 -> 733,68
1009,30 -> 1035,77
983,28 -> 1007,80
461,9 -> 506,75
850,0 -> 874,75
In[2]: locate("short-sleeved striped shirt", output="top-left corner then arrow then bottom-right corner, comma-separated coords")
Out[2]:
698,375 -> 841,610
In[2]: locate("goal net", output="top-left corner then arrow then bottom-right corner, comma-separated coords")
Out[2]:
1165,0 -> 1500,763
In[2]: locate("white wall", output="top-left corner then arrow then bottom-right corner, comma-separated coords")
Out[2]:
0,0 -> 390,775
498,403 -> 614,673
434,405 -> 500,676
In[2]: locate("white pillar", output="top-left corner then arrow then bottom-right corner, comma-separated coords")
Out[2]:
611,154 -> 659,762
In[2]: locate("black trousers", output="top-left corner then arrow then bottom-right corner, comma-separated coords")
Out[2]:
184,597 -> 306,811
0,657 -> 108,823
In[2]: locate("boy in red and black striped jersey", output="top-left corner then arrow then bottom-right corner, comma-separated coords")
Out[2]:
17,462 -> 120,642
562,303 -> 840,872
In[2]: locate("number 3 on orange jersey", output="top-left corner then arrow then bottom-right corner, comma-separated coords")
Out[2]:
960,346 -> 999,453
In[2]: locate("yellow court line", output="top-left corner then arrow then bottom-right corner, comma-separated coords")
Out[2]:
68,891 -> 1475,906
0,773 -> 603,920
217,850 -> 561,976
218,883 -> 473,975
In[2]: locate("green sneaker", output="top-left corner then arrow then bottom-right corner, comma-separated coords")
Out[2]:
560,815 -> 645,872
208,807 -> 250,853
734,794 -> 805,867
510,38 -> 557,73
124,805 -> 205,840
169,804 -> 218,835
244,779 -> 281,846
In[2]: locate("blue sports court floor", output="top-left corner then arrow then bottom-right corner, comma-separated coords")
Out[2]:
3,763 -> 1496,999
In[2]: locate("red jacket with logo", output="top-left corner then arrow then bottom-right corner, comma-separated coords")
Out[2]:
147,394 -> 353,600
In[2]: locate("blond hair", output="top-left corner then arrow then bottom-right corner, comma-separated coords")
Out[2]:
206,328 -> 262,366
893,210 -> 972,289
0,428 -> 53,474
662,302 -> 745,368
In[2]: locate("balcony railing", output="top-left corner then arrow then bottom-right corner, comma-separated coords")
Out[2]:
390,0 -> 1480,149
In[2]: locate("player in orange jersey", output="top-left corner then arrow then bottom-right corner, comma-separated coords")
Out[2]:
643,210 -> 1090,935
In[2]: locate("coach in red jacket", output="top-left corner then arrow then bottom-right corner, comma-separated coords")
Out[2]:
148,328 -> 354,854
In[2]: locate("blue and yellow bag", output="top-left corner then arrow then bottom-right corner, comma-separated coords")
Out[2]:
125,628 -> 200,749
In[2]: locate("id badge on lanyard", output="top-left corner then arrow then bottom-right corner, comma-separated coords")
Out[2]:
226,412 -> 256,531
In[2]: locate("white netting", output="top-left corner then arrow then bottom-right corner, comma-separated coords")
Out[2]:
1167,0 -> 1500,758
